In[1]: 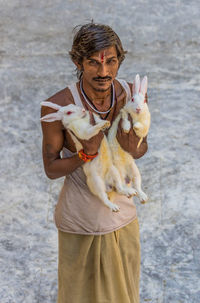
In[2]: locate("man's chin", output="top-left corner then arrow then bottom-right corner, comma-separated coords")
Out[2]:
93,81 -> 112,92
94,87 -> 110,92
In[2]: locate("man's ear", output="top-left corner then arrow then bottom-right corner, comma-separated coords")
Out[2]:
73,61 -> 82,71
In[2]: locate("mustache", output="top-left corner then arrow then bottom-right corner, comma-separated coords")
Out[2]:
93,76 -> 112,81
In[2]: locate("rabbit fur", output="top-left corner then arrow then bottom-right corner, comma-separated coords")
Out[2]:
108,74 -> 150,203
121,74 -> 151,148
41,101 -> 135,211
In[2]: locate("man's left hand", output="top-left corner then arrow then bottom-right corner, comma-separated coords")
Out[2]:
116,115 -> 148,159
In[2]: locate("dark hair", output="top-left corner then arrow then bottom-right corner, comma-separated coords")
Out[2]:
69,22 -> 127,79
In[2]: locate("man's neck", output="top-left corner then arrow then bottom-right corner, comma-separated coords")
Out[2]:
81,78 -> 112,106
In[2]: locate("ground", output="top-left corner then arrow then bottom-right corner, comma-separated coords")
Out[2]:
0,0 -> 200,302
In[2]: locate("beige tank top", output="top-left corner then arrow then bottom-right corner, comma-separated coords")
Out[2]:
54,80 -> 137,235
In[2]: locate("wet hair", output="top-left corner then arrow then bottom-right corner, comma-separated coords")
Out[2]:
69,22 -> 127,79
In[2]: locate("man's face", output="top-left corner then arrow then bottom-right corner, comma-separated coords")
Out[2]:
81,46 -> 119,92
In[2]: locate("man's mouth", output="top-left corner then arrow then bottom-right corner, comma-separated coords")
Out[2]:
93,77 -> 112,82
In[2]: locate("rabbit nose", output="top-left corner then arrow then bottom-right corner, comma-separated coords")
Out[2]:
136,108 -> 141,113
82,109 -> 86,112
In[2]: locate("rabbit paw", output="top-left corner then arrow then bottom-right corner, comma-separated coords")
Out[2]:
124,187 -> 137,198
106,201 -> 120,212
137,191 -> 148,204
101,121 -> 110,130
122,120 -> 131,133
116,186 -> 137,197
133,122 -> 143,131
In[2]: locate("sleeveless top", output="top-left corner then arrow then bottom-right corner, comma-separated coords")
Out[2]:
54,79 -> 138,235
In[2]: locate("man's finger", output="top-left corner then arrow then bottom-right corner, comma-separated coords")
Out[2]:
69,129 -> 83,143
117,118 -> 123,137
145,93 -> 148,103
89,111 -> 96,125
128,114 -> 133,129
98,130 -> 104,140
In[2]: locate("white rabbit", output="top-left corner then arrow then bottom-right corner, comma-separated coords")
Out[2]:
121,74 -> 151,148
108,74 -> 150,203
41,101 -> 135,211
40,101 -> 109,144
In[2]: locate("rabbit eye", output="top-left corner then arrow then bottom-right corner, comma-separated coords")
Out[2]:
67,111 -> 73,115
131,98 -> 134,102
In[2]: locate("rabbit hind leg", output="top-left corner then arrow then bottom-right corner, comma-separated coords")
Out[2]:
86,174 -> 120,212
107,165 -> 137,197
129,161 -> 148,203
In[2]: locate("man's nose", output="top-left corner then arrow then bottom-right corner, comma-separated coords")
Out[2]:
97,63 -> 108,77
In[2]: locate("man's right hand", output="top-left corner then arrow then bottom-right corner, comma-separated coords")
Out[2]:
73,112 -> 104,155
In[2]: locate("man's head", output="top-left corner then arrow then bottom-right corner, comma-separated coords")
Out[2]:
69,22 -> 127,82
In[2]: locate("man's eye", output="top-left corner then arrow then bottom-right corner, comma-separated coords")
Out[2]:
107,59 -> 117,65
89,60 -> 98,66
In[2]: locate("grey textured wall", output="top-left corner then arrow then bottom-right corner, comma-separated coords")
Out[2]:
0,0 -> 200,302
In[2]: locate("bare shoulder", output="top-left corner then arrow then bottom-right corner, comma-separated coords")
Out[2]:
41,85 -> 75,117
115,79 -> 134,97
46,86 -> 75,106
114,79 -> 126,101
127,82 -> 134,95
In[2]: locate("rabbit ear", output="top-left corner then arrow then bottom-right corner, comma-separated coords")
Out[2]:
132,81 -> 135,96
40,112 -> 63,122
135,74 -> 140,94
140,76 -> 148,96
41,101 -> 61,111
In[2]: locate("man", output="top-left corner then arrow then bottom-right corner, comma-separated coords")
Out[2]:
41,22 -> 148,303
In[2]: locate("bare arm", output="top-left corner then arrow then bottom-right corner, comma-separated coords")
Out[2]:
41,106 -> 104,179
41,105 -> 84,179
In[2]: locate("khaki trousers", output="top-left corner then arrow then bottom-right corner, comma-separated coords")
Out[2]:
57,218 -> 140,303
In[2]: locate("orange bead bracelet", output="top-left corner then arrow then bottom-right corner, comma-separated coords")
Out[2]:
78,149 -> 98,163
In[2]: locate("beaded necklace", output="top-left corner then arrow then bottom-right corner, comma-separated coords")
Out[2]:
80,79 -> 115,115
